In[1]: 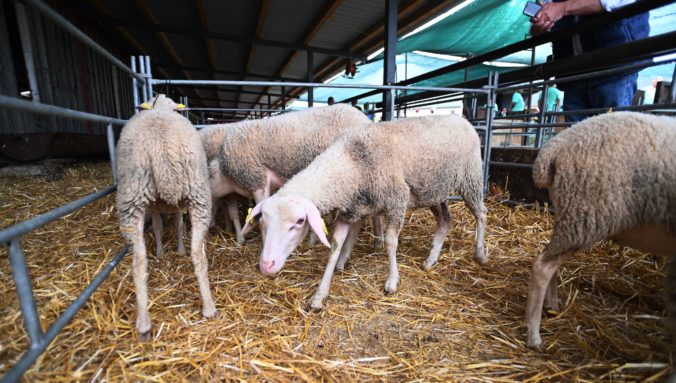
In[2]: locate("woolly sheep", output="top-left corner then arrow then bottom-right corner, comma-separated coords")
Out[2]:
116,94 -> 216,340
205,104 -> 383,246
242,115 -> 488,309
525,112 -> 676,350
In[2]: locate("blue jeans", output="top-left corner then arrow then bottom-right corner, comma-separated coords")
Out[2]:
560,73 -> 638,123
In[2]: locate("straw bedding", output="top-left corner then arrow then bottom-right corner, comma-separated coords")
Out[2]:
0,162 -> 672,382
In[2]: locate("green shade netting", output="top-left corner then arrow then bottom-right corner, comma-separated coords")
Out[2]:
298,2 -> 676,104
300,52 -> 517,104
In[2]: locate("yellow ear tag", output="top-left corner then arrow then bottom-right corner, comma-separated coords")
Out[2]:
245,207 -> 257,225
321,219 -> 328,235
176,103 -> 186,110
139,102 -> 151,110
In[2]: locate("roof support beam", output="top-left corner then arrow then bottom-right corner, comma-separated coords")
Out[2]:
195,0 -> 223,108
382,0 -> 397,121
97,16 -> 366,60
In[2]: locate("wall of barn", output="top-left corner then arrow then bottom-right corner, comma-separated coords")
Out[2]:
0,0 -> 135,162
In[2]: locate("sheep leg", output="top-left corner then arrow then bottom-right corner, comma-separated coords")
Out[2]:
525,248 -> 572,349
309,218 -> 351,310
188,206 -> 217,319
464,193 -> 488,265
423,202 -> 451,270
150,211 -> 164,257
543,270 -> 559,311
307,232 -> 317,246
131,209 -> 152,341
384,214 -> 405,295
223,202 -> 234,234
253,189 -> 269,241
209,198 -> 218,228
372,214 -> 384,249
336,220 -> 362,271
226,195 -> 244,245
174,212 -> 185,255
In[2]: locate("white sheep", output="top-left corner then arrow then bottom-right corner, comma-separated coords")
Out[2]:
525,112 -> 676,350
242,115 -> 488,309
203,104 -> 383,246
116,94 -> 216,340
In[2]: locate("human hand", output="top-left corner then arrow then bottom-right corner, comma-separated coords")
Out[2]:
530,2 -> 566,33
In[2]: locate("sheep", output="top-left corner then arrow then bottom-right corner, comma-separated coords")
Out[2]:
205,104 -> 384,246
116,94 -> 216,340
525,111 -> 676,350
242,115 -> 488,309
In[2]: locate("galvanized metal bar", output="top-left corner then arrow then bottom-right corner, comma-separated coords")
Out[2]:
492,122 -> 572,130
0,95 -> 127,125
144,56 -> 153,99
307,49 -> 314,107
138,58 -> 148,102
186,107 -> 280,112
669,64 -> 676,103
19,0 -> 144,83
489,161 -> 534,169
15,3 -> 40,103
1,243 -> 131,383
496,57 -> 676,93
382,0 -> 397,121
106,124 -> 117,185
152,79 -> 491,94
482,72 -> 498,194
131,56 -> 139,109
0,185 -> 115,244
535,84 -> 549,148
7,240 -> 43,348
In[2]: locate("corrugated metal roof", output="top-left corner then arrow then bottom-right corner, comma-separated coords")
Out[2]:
68,0 -> 447,118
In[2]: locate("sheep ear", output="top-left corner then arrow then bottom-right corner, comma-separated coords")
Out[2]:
138,102 -> 151,110
241,201 -> 264,235
302,199 -> 330,248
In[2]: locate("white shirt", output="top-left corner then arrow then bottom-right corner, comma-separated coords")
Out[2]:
600,0 -> 636,12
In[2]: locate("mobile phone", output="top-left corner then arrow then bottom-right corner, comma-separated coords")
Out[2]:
523,1 -> 541,17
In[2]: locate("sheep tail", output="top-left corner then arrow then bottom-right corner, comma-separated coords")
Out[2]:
532,145 -> 558,189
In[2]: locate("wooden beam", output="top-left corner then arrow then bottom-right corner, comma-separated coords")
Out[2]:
239,0 -> 271,114
195,0 -> 222,107
248,0 -> 344,115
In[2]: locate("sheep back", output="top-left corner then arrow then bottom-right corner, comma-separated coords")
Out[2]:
218,104 -> 370,192
116,108 -> 211,240
282,115 -> 484,219
533,112 -> 676,253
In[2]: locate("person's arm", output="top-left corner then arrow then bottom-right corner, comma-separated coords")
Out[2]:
530,0 -> 606,35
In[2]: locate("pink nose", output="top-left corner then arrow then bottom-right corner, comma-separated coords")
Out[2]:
260,260 -> 276,274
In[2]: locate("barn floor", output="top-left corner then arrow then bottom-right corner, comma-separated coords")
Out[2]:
0,162 -> 672,382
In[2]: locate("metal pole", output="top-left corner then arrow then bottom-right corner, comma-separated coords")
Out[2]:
1,243 -> 131,383
0,95 -> 127,125
106,124 -> 117,184
15,3 -> 40,103
535,84 -> 549,148
8,240 -> 43,348
281,86 -> 286,110
307,49 -> 314,107
20,0 -> 144,82
138,57 -> 147,102
131,56 -> 139,108
144,56 -> 153,99
382,0 -> 397,121
0,185 -> 116,244
669,64 -> 676,103
482,72 -> 498,194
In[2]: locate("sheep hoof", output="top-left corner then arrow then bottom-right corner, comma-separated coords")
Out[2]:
474,247 -> 488,265
374,239 -> 384,250
236,236 -> 246,246
203,306 -> 217,318
335,261 -> 346,272
308,296 -> 325,311
526,336 -> 544,350
156,249 -> 165,258
422,259 -> 437,271
383,278 -> 398,295
138,330 -> 152,342
176,248 -> 185,256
